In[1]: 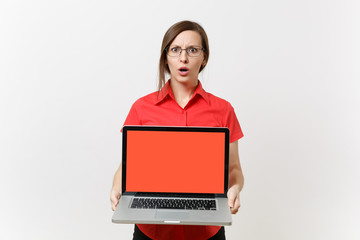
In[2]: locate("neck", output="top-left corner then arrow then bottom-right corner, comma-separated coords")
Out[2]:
170,79 -> 198,108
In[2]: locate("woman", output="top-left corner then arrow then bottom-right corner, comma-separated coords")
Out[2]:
111,20 -> 244,240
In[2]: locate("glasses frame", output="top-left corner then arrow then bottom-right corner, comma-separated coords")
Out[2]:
166,46 -> 205,57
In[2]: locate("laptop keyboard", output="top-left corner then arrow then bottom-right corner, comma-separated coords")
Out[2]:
130,198 -> 217,210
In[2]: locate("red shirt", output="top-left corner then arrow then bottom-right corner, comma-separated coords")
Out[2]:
122,80 -> 243,240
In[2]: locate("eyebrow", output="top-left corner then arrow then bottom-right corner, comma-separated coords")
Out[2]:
169,44 -> 202,48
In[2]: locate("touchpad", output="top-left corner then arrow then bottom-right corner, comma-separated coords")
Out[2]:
155,211 -> 190,220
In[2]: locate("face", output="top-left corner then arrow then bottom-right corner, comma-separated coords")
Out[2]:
166,30 -> 205,85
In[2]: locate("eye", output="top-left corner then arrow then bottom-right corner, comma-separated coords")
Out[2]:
188,47 -> 198,53
170,47 -> 180,53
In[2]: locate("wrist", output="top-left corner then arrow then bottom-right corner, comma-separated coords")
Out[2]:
111,185 -> 121,194
229,184 -> 241,193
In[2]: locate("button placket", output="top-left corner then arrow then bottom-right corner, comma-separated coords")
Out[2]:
185,111 -> 188,126
181,109 -> 186,126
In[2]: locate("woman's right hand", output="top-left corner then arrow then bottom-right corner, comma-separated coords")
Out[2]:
110,188 -> 121,211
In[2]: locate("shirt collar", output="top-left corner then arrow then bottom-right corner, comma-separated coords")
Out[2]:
155,80 -> 210,105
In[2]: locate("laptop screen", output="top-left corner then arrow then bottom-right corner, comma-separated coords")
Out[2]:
124,128 -> 226,194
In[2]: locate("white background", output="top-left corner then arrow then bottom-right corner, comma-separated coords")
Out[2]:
1,0 -> 359,239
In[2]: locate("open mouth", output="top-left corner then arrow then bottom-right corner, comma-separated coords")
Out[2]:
179,67 -> 189,72
178,67 -> 189,76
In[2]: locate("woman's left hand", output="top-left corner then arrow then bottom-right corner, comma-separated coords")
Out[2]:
227,185 -> 241,214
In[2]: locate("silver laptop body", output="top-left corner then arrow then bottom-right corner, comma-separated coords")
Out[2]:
112,126 -> 232,226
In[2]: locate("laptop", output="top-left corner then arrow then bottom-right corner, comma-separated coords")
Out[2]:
112,126 -> 232,226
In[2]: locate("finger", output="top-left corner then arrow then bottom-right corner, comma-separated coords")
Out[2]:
231,207 -> 238,214
227,192 -> 234,207
227,193 -> 237,208
234,196 -> 240,210
112,202 -> 119,211
228,200 -> 234,208
111,198 -> 119,211
230,197 -> 240,214
110,195 -> 119,205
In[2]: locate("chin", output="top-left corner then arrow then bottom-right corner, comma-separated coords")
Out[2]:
173,76 -> 198,85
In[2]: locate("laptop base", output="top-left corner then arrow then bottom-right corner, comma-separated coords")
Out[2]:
112,195 -> 232,226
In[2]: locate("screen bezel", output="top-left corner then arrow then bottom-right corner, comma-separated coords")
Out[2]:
121,126 -> 230,198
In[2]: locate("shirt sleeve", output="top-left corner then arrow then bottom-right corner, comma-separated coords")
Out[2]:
224,103 -> 244,143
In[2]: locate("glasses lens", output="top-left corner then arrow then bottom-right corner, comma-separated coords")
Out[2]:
168,47 -> 181,57
187,47 -> 201,57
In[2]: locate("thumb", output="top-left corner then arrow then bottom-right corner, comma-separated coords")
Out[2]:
227,192 -> 235,208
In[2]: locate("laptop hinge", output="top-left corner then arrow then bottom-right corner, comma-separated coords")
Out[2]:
133,192 -> 217,198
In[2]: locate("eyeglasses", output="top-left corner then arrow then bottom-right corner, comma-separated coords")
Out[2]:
166,46 -> 205,57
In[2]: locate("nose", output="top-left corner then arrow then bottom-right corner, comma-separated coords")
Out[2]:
179,49 -> 188,63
